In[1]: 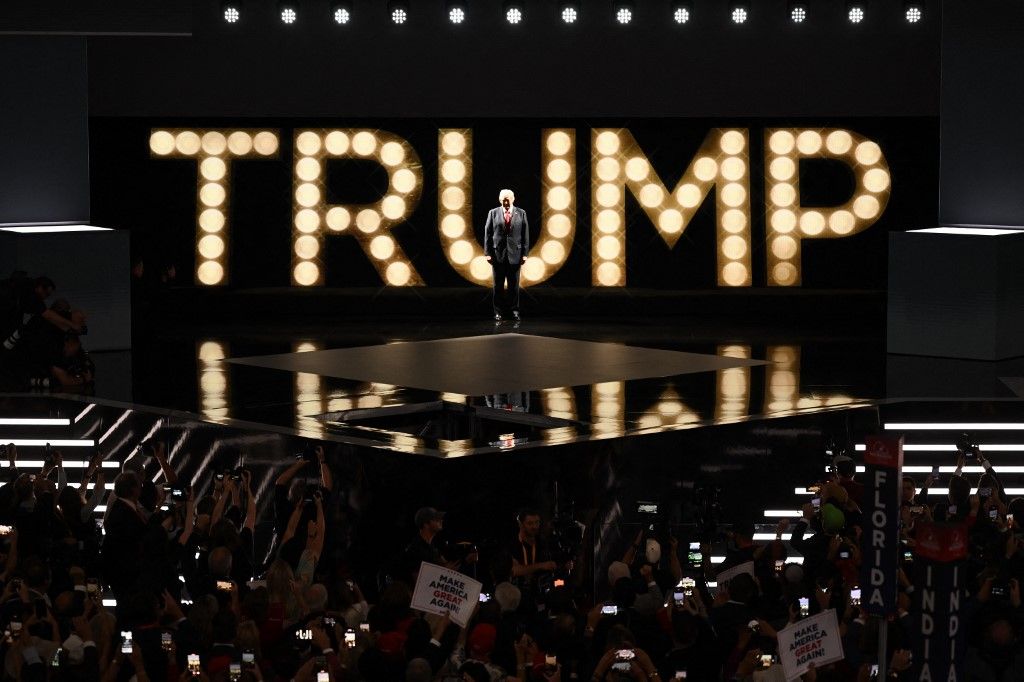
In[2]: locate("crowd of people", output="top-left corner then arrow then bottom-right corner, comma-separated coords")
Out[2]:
0,434 -> 1017,681
0,272 -> 93,392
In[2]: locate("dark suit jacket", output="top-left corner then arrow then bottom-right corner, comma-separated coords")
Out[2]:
100,498 -> 146,589
483,206 -> 529,263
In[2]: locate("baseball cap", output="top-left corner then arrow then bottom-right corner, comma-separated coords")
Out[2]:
414,507 -> 445,528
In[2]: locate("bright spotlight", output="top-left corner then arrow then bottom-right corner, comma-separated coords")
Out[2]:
904,1 -> 923,23
447,2 -> 466,24
222,2 -> 241,23
279,1 -> 298,24
504,1 -> 523,24
730,2 -> 749,24
389,0 -> 408,24
614,1 -> 630,24
788,1 -> 807,23
671,1 -> 692,24
847,1 -> 865,23
560,2 -> 579,23
331,2 -> 351,24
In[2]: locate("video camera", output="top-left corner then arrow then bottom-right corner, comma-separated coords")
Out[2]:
956,433 -> 982,460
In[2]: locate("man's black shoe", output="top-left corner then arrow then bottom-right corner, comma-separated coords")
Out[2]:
512,311 -> 521,321
494,313 -> 503,322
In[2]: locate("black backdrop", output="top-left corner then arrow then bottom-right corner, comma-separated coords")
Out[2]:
91,117 -> 938,290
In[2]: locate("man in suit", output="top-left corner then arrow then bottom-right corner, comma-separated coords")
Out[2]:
483,189 -> 529,321
101,472 -> 147,600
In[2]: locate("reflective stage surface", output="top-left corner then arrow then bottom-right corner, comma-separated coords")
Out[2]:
127,316 -> 893,456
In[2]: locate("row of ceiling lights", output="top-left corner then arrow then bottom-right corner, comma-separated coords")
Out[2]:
221,1 -> 926,27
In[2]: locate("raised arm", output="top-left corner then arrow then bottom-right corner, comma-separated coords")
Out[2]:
315,445 -> 332,492
243,472 -> 256,532
153,442 -> 178,485
306,494 -> 326,559
275,458 -> 307,487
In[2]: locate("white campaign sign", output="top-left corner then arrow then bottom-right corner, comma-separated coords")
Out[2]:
410,562 -> 482,627
777,609 -> 844,681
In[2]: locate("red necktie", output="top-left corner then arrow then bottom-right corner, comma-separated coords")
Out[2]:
504,210 -> 511,234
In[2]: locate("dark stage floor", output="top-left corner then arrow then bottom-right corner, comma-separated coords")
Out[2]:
122,312 -> 897,456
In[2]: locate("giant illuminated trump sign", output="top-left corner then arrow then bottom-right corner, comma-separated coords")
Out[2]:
149,127 -> 891,288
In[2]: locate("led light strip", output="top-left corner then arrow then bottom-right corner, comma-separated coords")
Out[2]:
98,410 -> 132,444
795,486 -> 1024,496
0,418 -> 70,426
74,404 -> 96,423
830,465 -> 1024,474
885,423 -> 1024,430
855,444 -> 1024,452
0,440 -> 94,447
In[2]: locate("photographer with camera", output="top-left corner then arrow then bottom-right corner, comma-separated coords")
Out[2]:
510,509 -> 566,613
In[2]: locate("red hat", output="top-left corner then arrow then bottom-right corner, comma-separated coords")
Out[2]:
376,630 -> 407,658
468,623 -> 497,657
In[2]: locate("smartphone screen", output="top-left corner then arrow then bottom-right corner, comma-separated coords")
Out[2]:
242,650 -> 254,665
359,623 -> 370,633
297,629 -> 313,641
799,597 -> 810,616
850,588 -> 861,605
601,604 -> 618,615
687,542 -> 702,566
317,673 -> 329,682
216,580 -> 233,591
345,630 -> 356,648
120,631 -> 133,654
229,663 -> 241,680
188,654 -> 201,675
161,631 -> 172,651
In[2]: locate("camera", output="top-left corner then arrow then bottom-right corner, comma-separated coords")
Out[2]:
956,433 -> 981,459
